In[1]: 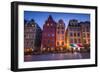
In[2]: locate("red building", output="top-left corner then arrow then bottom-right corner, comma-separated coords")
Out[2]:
41,15 -> 57,52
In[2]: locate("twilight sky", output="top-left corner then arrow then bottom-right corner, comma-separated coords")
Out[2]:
24,11 -> 90,29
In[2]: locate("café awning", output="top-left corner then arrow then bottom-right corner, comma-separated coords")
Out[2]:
70,44 -> 83,48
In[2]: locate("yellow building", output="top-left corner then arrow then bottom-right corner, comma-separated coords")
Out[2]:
56,19 -> 66,51
65,20 -> 90,50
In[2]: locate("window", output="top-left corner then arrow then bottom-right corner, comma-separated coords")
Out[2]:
57,31 -> 60,34
31,41 -> 33,44
62,27 -> 64,29
74,33 -> 76,37
52,34 -> 54,37
57,42 -> 59,45
30,29 -> 33,32
87,29 -> 90,32
24,35 -> 26,38
32,24 -> 35,27
26,29 -> 29,32
57,27 -> 60,29
83,33 -> 86,37
44,33 -> 47,37
78,39 -> 81,43
74,39 -> 77,43
62,36 -> 64,40
57,37 -> 60,40
47,23 -> 49,26
77,33 -> 80,37
48,34 -> 50,37
70,39 -> 73,43
86,27 -> 89,32
62,31 -> 64,34
83,39 -> 86,43
26,34 -> 30,39
70,32 -> 73,37
52,40 -> 54,43
62,42 -> 64,45
83,28 -> 85,32
88,39 -> 90,43
48,40 -> 50,44
87,33 -> 90,38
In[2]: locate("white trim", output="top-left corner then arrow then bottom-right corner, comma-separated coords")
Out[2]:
18,5 -> 95,69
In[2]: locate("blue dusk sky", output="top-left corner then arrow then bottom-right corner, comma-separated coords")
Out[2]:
24,11 -> 90,29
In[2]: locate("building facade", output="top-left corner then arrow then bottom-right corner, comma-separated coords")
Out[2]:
65,19 -> 90,51
56,19 -> 66,51
80,21 -> 90,45
24,17 -> 90,53
41,15 -> 56,52
24,19 -> 42,54
66,19 -> 82,47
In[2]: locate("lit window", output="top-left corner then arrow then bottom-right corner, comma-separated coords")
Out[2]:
47,24 -> 49,26
52,34 -> 54,37
32,24 -> 35,27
